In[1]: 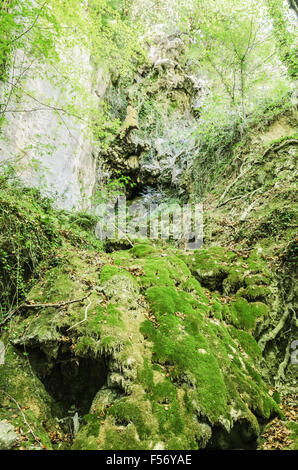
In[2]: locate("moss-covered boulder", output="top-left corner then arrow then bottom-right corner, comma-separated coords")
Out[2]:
1,240 -> 283,450
0,338 -> 58,449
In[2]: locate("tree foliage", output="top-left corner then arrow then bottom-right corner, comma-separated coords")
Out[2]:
0,0 -> 144,139
266,0 -> 298,79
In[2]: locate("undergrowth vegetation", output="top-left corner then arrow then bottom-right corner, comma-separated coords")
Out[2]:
0,171 -> 102,322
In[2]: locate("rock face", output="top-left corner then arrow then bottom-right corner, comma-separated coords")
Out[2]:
0,47 -> 99,211
0,421 -> 18,450
99,28 -> 205,196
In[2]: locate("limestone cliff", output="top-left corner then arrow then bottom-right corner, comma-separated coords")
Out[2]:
0,46 -> 105,210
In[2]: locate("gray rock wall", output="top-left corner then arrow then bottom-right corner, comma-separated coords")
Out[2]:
0,47 -> 106,211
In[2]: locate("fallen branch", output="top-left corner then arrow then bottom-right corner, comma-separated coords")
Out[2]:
0,294 -> 91,326
0,389 -> 42,445
67,297 -> 92,331
216,165 -> 250,207
217,194 -> 245,208
239,188 -> 262,220
218,187 -> 262,209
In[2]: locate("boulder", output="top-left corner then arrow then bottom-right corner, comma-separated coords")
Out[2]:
0,421 -> 18,450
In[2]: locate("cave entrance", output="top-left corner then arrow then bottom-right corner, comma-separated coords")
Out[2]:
27,348 -> 109,418
206,421 -> 258,450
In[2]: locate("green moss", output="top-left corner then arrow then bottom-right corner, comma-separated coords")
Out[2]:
237,285 -> 270,302
181,277 -> 202,294
0,406 -> 53,450
152,400 -> 184,437
141,254 -> 191,289
211,299 -> 223,320
0,177 -> 285,450
36,268 -> 74,303
244,274 -> 271,286
100,265 -> 120,282
245,253 -> 270,273
253,208 -> 297,240
229,298 -> 256,330
107,398 -> 151,439
223,271 -> 244,294
192,247 -> 237,271
226,298 -> 267,330
152,379 -> 177,404
146,286 -> 178,315
0,181 -> 62,318
105,304 -> 125,328
102,425 -> 145,450
229,326 -> 262,360
261,396 -> 283,420
68,212 -> 97,230
179,246 -> 241,291
286,422 -> 298,450
0,341 -> 56,447
142,287 -> 228,422
82,413 -> 101,436
249,301 -> 269,319
272,391 -> 281,404
74,303 -> 124,356
130,243 -> 157,258
137,359 -> 154,392
74,335 -> 99,356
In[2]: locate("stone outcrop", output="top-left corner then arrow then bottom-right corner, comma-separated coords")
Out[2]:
0,47 -> 102,211
99,28 -> 205,196
0,421 -> 18,450
1,237 -> 282,450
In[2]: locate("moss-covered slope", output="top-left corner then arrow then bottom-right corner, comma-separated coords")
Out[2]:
0,132 -> 296,449
1,231 -> 282,449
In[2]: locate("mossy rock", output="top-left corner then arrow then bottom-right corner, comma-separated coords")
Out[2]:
180,247 -> 238,291
0,184 -> 284,450
130,243 -> 157,258
0,340 -> 56,449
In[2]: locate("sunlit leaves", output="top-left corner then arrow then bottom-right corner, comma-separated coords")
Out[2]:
0,0 -> 144,145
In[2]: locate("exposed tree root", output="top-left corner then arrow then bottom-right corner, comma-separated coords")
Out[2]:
258,308 -> 290,352
216,165 -> 250,207
261,139 -> 298,159
274,308 -> 297,385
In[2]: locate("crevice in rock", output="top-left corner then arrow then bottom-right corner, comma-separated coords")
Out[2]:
206,420 -> 258,450
24,347 -> 109,418
103,239 -> 133,253
191,269 -> 228,294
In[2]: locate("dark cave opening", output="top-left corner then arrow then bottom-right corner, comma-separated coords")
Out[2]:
206,420 -> 258,450
27,347 -> 108,418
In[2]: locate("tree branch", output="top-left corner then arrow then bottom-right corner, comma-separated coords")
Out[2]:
67,297 -> 92,331
6,1 -> 48,47
0,294 -> 91,326
0,389 -> 42,445
4,80 -> 83,120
